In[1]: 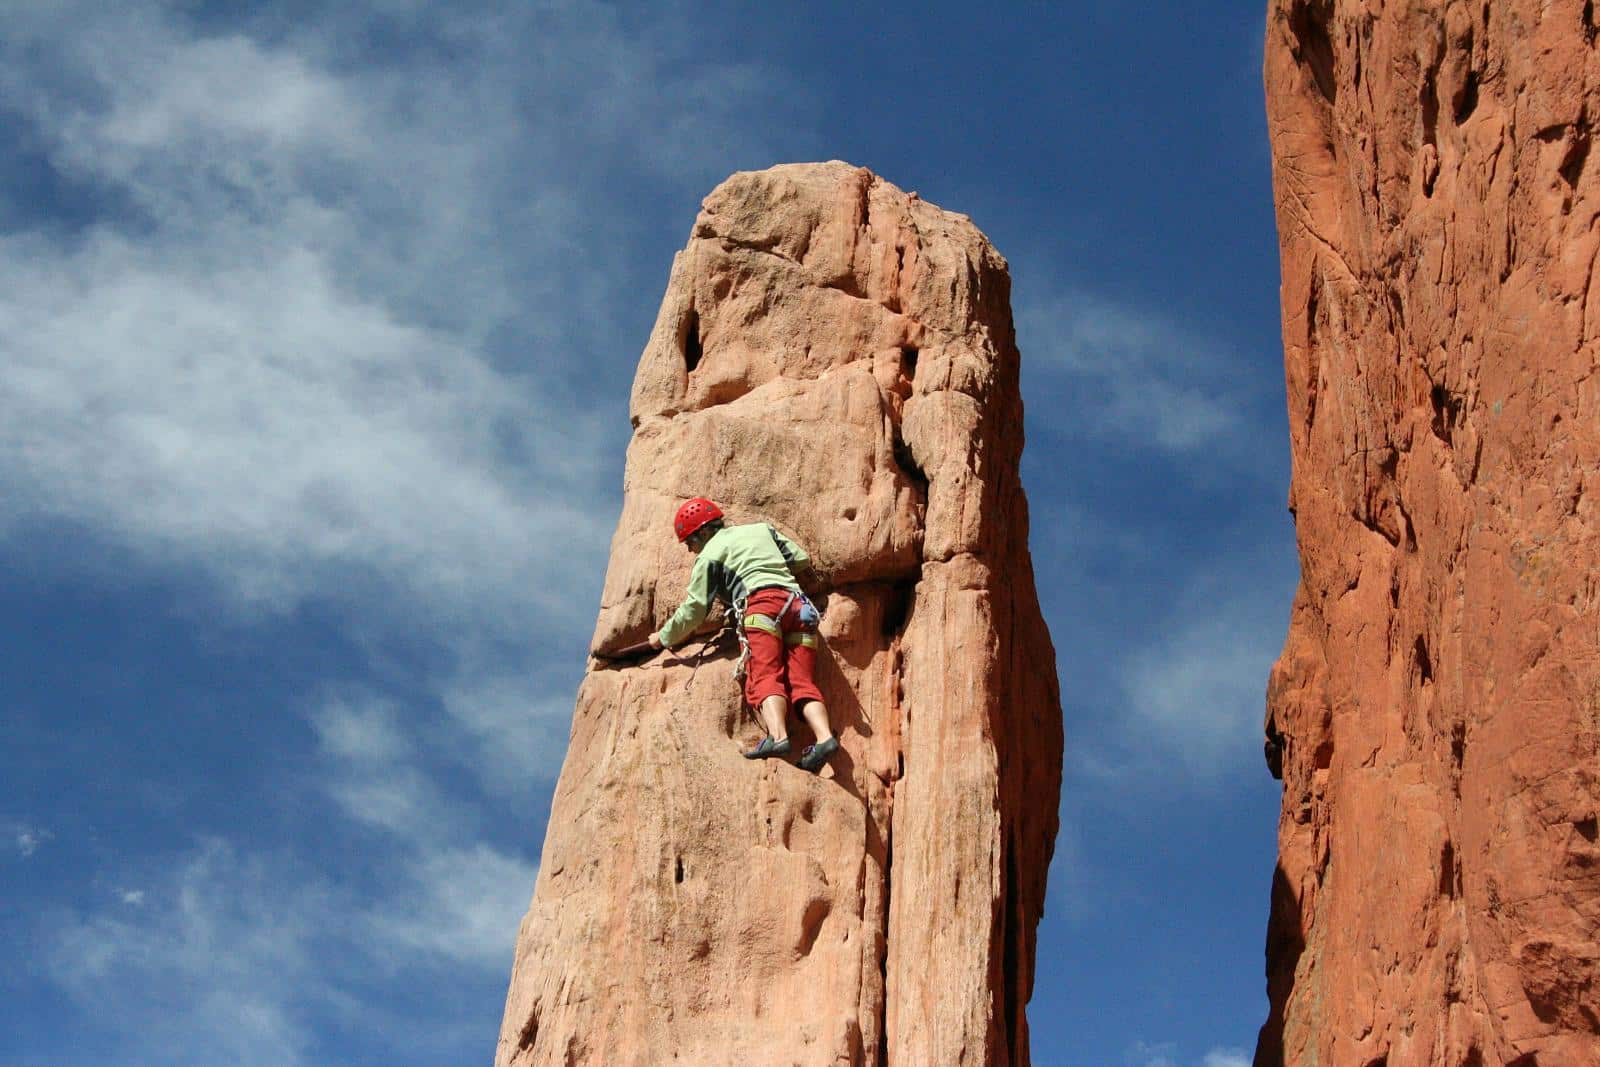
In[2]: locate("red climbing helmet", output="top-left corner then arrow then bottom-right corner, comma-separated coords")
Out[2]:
673,497 -> 724,542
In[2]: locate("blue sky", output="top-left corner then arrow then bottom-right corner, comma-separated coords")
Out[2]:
1,4 -> 1291,1065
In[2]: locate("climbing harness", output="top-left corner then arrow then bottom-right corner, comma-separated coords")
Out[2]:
733,588 -> 822,682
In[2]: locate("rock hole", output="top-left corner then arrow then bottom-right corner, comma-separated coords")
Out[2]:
1576,816 -> 1599,843
1430,382 -> 1464,444
1439,839 -> 1457,898
1289,0 -> 1337,104
881,580 -> 915,638
1413,636 -> 1434,685
1560,130 -> 1591,187
1312,737 -> 1334,770
682,308 -> 703,374
842,506 -> 857,521
797,896 -> 831,957
1452,70 -> 1480,124
1451,721 -> 1467,769
901,346 -> 919,382
892,434 -> 929,498
517,1006 -> 541,1050
1586,0 -> 1596,42
674,856 -> 685,884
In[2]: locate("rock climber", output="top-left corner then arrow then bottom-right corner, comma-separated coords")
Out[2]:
651,497 -> 840,772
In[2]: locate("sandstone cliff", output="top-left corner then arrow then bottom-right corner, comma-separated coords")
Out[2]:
496,163 -> 1062,1066
1261,2 -> 1600,1063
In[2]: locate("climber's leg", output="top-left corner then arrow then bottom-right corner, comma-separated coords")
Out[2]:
797,699 -> 833,745
784,634 -> 829,743
742,625 -> 791,758
758,693 -> 790,742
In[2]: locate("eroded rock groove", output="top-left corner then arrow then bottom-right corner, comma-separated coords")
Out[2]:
1261,1 -> 1600,1062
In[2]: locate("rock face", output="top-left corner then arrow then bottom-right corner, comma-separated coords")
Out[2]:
495,163 -> 1062,1066
1261,2 -> 1600,1063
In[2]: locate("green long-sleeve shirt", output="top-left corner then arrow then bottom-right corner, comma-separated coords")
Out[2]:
656,523 -> 809,648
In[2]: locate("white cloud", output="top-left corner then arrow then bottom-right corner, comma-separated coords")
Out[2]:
5,5 -> 786,1058
46,840 -> 321,1067
0,5 -> 617,636
15,825 -> 53,857
1120,1040 -> 1255,1067
438,672 -> 579,798
1016,286 -> 1273,464
370,842 -> 538,968
44,830 -> 536,1065
1121,581 -> 1285,775
310,692 -> 539,968
0,0 -> 803,640
312,695 -> 461,836
1202,1049 -> 1253,1067
1126,1039 -> 1178,1067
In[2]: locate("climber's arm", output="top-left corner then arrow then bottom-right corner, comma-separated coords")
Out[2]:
655,554 -> 713,648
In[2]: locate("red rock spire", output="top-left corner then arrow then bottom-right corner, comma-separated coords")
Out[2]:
495,163 -> 1062,1066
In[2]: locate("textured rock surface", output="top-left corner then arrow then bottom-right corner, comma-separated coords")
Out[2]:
495,163 -> 1062,1066
1261,2 -> 1600,1063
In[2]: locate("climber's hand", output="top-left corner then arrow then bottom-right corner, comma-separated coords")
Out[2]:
593,639 -> 658,664
649,634 -> 663,651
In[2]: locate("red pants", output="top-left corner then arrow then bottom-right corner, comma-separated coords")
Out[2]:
742,587 -> 824,708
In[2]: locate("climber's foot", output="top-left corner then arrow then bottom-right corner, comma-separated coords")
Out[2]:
799,736 -> 840,772
743,735 -> 792,760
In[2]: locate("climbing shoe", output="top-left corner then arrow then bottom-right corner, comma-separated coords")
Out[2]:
798,737 -> 840,772
743,735 -> 792,760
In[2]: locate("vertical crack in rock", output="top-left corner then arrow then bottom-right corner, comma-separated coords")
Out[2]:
495,163 -> 1061,1066
681,307 -> 704,375
1263,2 -> 1600,1063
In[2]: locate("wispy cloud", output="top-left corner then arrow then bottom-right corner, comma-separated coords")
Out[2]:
5,3 -> 790,1059
369,842 -> 538,967
1203,1049 -> 1253,1067
0,5 -> 614,633
1123,1040 -> 1254,1067
313,697 -> 456,836
310,693 -> 539,968
43,831 -> 536,1064
45,840 -> 322,1067
1126,1039 -> 1179,1067
1017,286 -> 1279,471
13,824 -> 53,858
1120,568 -> 1288,775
